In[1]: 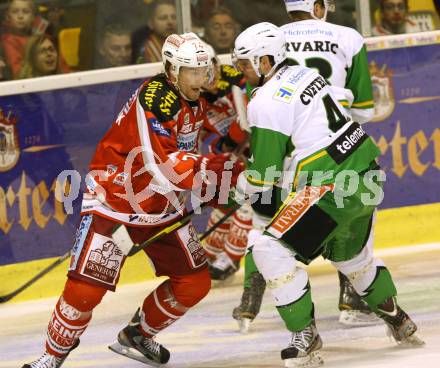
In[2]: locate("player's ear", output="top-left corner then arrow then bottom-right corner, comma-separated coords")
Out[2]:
314,1 -> 324,19
259,56 -> 272,75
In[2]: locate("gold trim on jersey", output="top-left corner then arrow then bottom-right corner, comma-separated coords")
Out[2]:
352,100 -> 375,107
293,150 -> 328,187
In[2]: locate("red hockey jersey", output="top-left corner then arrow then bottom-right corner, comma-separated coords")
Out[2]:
202,65 -> 247,150
83,73 -> 210,224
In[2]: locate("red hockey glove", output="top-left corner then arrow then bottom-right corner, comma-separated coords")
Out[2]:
194,153 -> 244,207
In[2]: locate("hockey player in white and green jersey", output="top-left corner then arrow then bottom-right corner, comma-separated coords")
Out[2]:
233,0 -> 377,331
232,22 -> 423,367
282,0 -> 374,124
286,0 -> 377,326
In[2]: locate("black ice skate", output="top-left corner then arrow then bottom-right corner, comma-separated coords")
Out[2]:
377,297 -> 425,347
338,271 -> 380,326
108,324 -> 170,367
208,251 -> 239,280
128,307 -> 141,326
22,339 -> 80,368
232,272 -> 266,333
281,321 -> 323,368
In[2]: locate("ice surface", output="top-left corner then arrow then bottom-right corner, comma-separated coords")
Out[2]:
1,244 -> 439,368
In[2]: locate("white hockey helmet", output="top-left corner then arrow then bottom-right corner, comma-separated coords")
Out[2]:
284,0 -> 335,21
162,32 -> 211,78
232,22 -> 286,78
204,42 -> 217,64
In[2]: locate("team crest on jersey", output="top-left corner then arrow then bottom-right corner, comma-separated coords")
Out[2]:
370,61 -> 395,122
176,224 -> 206,269
82,234 -> 124,285
106,164 -> 118,177
113,172 -> 128,186
0,109 -> 20,172
273,85 -> 295,103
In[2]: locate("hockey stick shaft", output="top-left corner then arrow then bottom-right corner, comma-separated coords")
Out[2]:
0,203 -> 240,303
128,203 -> 240,256
0,251 -> 71,303
199,204 -> 239,241
127,202 -> 211,256
0,205 -> 209,303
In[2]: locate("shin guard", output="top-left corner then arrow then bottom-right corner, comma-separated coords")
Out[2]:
203,208 -> 232,260
225,205 -> 253,261
46,297 -> 91,357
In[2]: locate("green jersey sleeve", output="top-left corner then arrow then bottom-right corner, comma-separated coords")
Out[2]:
346,45 -> 374,110
245,126 -> 290,189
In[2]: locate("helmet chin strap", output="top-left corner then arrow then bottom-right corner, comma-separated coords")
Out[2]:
257,64 -> 278,87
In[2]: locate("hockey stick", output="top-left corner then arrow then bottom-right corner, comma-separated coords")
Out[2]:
117,202 -> 240,257
0,251 -> 71,304
0,205 -> 208,303
0,203 -> 240,303
199,204 -> 239,241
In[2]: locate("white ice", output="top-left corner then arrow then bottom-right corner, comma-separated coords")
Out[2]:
1,244 -> 439,368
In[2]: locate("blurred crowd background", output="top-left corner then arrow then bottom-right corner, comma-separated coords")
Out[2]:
0,0 -> 439,82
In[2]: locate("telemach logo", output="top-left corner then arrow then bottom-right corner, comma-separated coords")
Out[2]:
336,126 -> 366,154
327,123 -> 368,164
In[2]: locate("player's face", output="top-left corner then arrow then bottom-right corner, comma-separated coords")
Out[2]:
149,4 -> 177,39
34,38 -> 58,76
100,33 -> 132,67
382,0 -> 407,27
178,66 -> 209,101
234,59 -> 260,86
7,0 -> 34,32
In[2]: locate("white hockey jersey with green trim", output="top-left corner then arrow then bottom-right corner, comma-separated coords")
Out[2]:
281,20 -> 374,124
240,65 -> 380,195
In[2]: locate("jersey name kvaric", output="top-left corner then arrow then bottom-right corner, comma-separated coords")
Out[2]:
281,19 -> 374,124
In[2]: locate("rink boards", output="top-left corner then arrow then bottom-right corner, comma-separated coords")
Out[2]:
1,31 -> 440,302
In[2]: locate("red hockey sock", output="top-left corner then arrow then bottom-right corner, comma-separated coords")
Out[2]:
224,208 -> 252,261
46,296 -> 91,357
203,208 -> 232,260
140,269 -> 211,337
46,278 -> 107,357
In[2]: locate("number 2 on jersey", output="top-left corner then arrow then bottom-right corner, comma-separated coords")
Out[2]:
288,57 -> 332,82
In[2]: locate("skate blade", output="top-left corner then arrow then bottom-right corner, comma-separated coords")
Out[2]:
238,318 -> 251,334
284,351 -> 324,368
108,341 -> 162,367
339,310 -> 381,327
397,333 -> 426,348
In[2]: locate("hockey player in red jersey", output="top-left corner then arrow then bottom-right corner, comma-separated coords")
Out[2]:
199,43 -> 255,281
22,32 -> 242,368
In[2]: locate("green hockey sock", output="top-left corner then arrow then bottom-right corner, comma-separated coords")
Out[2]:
362,266 -> 397,313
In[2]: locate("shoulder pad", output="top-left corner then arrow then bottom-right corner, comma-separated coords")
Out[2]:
139,74 -> 181,122
215,65 -> 244,97
220,65 -> 243,86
